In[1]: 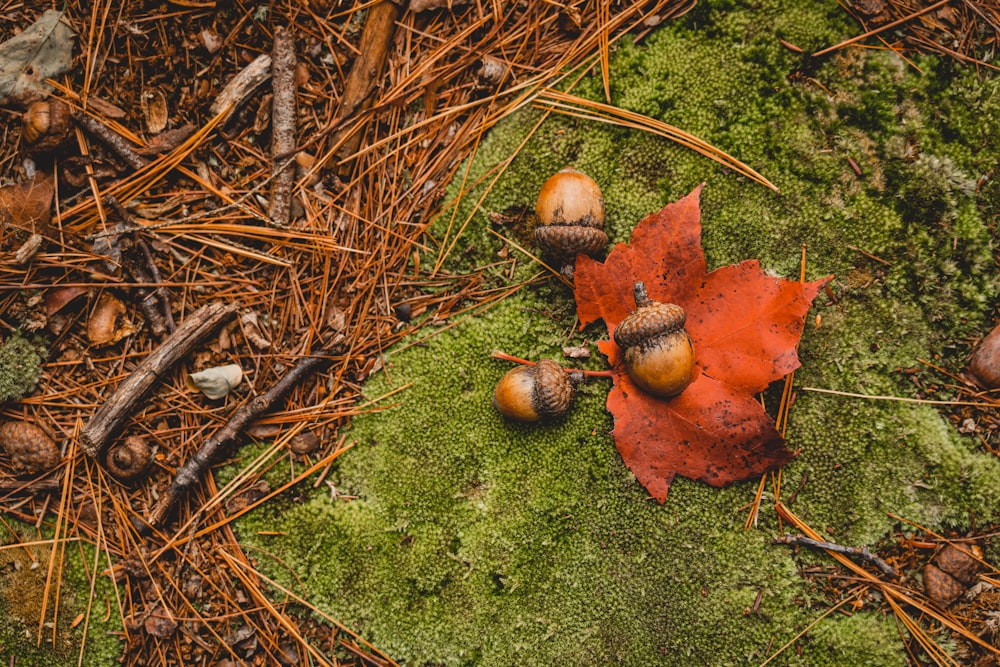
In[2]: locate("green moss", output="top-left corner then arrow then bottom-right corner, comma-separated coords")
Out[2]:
0,521 -> 122,665
0,332 -> 45,403
232,0 -> 1000,663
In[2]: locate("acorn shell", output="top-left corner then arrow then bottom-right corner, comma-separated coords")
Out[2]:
493,359 -> 574,422
0,421 -> 60,475
22,99 -> 73,153
535,168 -> 605,229
105,435 -> 153,482
968,323 -> 1000,389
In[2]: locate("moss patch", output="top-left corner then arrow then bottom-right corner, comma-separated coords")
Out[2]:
0,522 -> 122,665
0,332 -> 45,403
233,0 -> 1000,664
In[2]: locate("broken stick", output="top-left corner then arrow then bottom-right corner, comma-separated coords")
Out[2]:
268,26 -> 297,226
330,0 -> 402,166
80,302 -> 239,458
775,533 -> 897,578
141,340 -> 345,532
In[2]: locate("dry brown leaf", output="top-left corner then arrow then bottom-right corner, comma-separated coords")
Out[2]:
0,10 -> 75,105
140,88 -> 169,134
0,173 -> 54,246
87,293 -> 136,346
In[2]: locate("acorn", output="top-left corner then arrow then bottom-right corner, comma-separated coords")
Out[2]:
614,282 -> 695,399
22,99 -> 74,153
493,359 -> 575,422
0,420 -> 61,476
967,322 -> 1000,389
534,168 -> 608,271
105,435 -> 153,482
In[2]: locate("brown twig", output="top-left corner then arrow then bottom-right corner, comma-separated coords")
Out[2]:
104,197 -> 174,336
74,113 -> 150,171
330,0 -> 403,167
141,341 -> 345,532
135,236 -> 176,333
268,26 -> 297,226
80,302 -> 240,458
775,533 -> 897,578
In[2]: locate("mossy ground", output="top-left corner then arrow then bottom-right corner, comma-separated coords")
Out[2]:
232,0 -> 1000,664
0,520 -> 123,666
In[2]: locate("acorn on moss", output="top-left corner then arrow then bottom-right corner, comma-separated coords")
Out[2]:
493,359 -> 576,422
533,168 -> 608,273
613,282 -> 695,399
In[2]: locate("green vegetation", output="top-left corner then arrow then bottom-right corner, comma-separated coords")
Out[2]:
232,0 -> 1000,664
0,332 -> 45,403
0,522 -> 123,665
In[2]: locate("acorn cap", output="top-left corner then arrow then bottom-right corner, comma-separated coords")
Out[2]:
531,359 -> 574,419
535,167 -> 605,229
614,298 -> 686,350
534,225 -> 609,262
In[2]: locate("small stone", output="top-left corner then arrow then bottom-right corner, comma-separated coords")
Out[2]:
288,430 -> 320,456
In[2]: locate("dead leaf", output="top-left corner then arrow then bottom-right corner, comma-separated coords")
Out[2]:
240,310 -> 271,350
0,173 -> 54,246
44,285 -> 90,316
87,293 -> 136,346
187,363 -> 243,399
140,88 -> 168,134
143,606 -> 178,638
135,124 -> 197,156
0,10 -> 75,106
574,186 -> 830,502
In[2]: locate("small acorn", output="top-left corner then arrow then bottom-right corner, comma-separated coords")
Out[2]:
967,322 -> 1000,389
614,282 -> 695,399
493,359 -> 575,422
534,168 -> 608,271
22,99 -> 74,153
105,435 -> 153,482
0,421 -> 61,476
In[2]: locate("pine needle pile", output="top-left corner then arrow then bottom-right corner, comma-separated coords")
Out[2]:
0,0 -> 696,663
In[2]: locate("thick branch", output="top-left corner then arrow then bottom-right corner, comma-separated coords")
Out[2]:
142,344 -> 343,532
80,302 -> 239,458
268,26 -> 297,226
331,0 -> 402,165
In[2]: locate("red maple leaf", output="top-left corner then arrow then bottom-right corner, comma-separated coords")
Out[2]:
574,185 -> 830,502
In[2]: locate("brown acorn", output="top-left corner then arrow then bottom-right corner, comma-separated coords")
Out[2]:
968,323 -> 1000,389
534,168 -> 608,270
105,435 -> 153,482
0,421 -> 61,475
493,359 -> 575,422
614,282 -> 695,399
22,99 -> 74,153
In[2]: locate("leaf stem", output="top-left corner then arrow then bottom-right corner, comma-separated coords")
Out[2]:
491,350 -> 615,378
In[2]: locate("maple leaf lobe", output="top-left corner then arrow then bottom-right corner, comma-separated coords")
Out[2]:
574,186 -> 829,503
